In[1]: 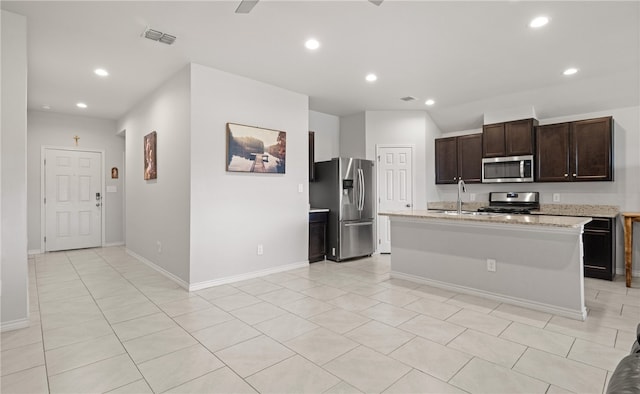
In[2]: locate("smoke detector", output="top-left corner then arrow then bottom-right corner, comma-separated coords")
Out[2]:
143,28 -> 176,45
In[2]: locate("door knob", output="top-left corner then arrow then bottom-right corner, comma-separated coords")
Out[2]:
406,204 -> 412,208
96,203 -> 101,207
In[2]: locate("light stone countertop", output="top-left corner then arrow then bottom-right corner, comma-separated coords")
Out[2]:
380,209 -> 592,228
427,202 -> 619,218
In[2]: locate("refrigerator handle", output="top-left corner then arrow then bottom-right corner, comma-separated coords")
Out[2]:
359,168 -> 365,211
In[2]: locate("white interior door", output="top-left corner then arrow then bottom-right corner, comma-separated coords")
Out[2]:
45,149 -> 102,251
377,146 -> 413,253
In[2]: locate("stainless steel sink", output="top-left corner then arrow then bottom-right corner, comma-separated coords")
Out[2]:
442,210 -> 502,217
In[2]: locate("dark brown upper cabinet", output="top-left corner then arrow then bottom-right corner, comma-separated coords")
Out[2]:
536,116 -> 613,182
435,134 -> 482,184
309,131 -> 315,181
535,123 -> 570,182
483,118 -> 537,158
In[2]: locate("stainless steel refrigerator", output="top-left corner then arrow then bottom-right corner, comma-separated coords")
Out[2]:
310,158 -> 375,262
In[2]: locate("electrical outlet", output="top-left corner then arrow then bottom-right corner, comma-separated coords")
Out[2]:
487,258 -> 496,272
553,193 -> 560,202
470,193 -> 476,201
257,244 -> 263,255
157,241 -> 162,254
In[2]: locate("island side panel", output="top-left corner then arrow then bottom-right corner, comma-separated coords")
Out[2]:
389,218 -> 586,320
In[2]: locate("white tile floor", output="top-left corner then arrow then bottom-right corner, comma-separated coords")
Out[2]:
1,247 -> 638,393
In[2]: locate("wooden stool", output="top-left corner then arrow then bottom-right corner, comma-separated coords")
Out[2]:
622,213 -> 640,287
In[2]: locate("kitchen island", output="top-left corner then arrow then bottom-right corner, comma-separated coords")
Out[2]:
380,210 -> 592,320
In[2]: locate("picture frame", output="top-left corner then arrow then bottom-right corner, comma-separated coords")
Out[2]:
144,131 -> 157,180
226,123 -> 286,174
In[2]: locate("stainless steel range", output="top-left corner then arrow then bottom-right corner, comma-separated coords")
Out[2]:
477,192 -> 540,214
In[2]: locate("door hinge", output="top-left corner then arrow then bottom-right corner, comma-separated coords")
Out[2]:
44,159 -> 46,166
377,155 -> 380,162
44,236 -> 46,243
44,197 -> 46,204
378,239 -> 381,244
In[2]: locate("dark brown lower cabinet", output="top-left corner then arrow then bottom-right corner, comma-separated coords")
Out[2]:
309,211 -> 328,263
583,217 -> 616,280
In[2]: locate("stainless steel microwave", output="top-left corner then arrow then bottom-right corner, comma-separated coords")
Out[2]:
482,155 -> 534,183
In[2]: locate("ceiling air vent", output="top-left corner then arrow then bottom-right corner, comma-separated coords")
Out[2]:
400,96 -> 417,102
143,28 -> 177,45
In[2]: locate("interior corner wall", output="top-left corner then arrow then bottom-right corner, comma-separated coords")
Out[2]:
309,110 -> 339,162
364,111 -> 442,210
27,111 -> 124,251
189,63 -> 309,285
117,66 -> 191,284
339,113 -> 366,158
1,10 -> 29,329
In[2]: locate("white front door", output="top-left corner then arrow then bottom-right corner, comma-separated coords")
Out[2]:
377,146 -> 413,254
45,149 -> 102,251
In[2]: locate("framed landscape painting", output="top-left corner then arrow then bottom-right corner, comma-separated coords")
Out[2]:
226,123 -> 286,174
144,131 -> 157,180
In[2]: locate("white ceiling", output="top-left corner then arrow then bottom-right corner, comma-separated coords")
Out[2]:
2,1 -> 639,132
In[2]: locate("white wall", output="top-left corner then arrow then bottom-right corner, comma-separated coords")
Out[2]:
189,63 -> 309,286
365,111 -> 441,210
339,113 -> 366,158
1,10 -> 29,330
27,111 -> 124,251
309,110 -> 339,162
117,66 -> 191,284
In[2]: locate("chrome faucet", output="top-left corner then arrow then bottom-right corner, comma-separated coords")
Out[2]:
457,179 -> 467,214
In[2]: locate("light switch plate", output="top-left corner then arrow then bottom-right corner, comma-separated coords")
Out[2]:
298,183 -> 304,193
553,193 -> 560,202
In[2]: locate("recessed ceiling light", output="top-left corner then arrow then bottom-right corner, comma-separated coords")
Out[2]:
563,67 -> 579,76
529,16 -> 549,28
42,104 -> 51,110
365,73 -> 378,82
76,102 -> 88,109
94,68 -> 109,77
425,99 -> 435,106
305,39 -> 320,50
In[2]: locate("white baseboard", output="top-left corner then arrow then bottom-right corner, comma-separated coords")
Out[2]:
125,249 -> 190,290
391,271 -> 587,321
1,317 -> 30,332
189,260 -> 310,292
104,242 -> 125,248
28,249 -> 42,256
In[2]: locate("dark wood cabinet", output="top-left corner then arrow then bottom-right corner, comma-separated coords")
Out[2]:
435,134 -> 482,184
435,137 -> 458,184
483,118 -> 537,158
536,116 -> 613,182
572,117 -> 613,181
482,123 -> 506,158
458,134 -> 483,183
583,217 -> 616,280
309,211 -> 328,263
536,123 -> 571,182
309,131 -> 315,182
